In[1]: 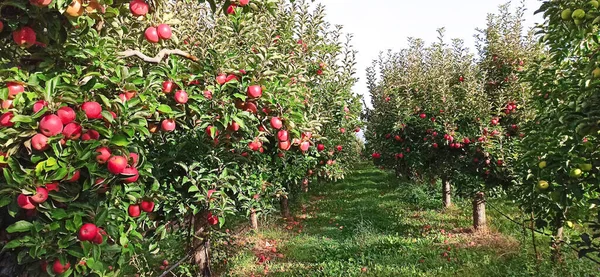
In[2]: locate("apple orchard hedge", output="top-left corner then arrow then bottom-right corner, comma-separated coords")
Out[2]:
0,0 -> 361,276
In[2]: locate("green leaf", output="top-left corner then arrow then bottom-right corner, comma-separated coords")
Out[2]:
6,221 -> 33,233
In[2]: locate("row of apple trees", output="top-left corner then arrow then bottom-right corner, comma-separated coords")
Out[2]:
0,0 -> 362,276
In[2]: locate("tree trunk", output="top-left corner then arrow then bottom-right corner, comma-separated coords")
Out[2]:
551,214 -> 564,263
192,212 -> 211,277
280,197 -> 291,219
250,209 -> 258,230
472,192 -> 487,232
442,177 -> 452,208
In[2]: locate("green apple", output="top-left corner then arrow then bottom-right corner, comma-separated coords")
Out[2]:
539,161 -> 547,169
570,168 -> 583,178
590,1 -> 599,8
593,67 -> 600,78
562,9 -> 573,20
537,180 -> 549,190
573,9 -> 586,20
581,163 -> 593,172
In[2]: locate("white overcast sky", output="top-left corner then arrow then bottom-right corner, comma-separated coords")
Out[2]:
316,0 -> 543,109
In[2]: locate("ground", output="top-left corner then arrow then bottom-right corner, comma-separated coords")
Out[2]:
219,163 -> 599,277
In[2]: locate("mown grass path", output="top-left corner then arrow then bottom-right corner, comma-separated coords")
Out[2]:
224,163 -> 597,277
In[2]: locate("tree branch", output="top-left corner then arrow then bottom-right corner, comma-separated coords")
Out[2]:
118,49 -> 199,63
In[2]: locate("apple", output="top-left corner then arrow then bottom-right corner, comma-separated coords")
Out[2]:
277,130 -> 289,141
278,140 -> 291,151
17,194 -> 36,210
124,91 -> 136,100
570,168 -> 583,178
247,85 -> 262,98
66,170 -> 81,182
162,80 -> 175,93
7,82 -> 25,99
227,4 -> 236,14
56,106 -> 76,124
205,126 -> 219,138
129,153 -> 139,166
128,204 -> 141,217
207,212 -> 219,225
216,74 -> 227,85
300,141 -> 310,152
336,145 -> 342,152
537,180 -> 549,190
96,147 -> 111,164
121,167 -> 139,183
52,260 -> 70,274
174,90 -> 188,104
82,102 -> 102,119
227,121 -> 240,132
66,0 -> 84,17
31,133 -> 49,151
157,24 -> 172,40
432,143 -> 438,148
107,156 -> 128,174
32,100 -> 47,113
140,200 -> 155,212
538,161 -> 547,169
419,113 -> 426,119
225,74 -> 238,83
239,0 -> 249,6
1,100 -> 13,110
459,76 -> 464,82
91,230 -> 103,244
340,128 -> 346,133
245,102 -> 258,114
249,140 -> 262,151
31,187 -> 48,204
45,182 -> 59,192
317,144 -> 325,151
0,112 -> 14,127
161,119 -> 176,132
0,21 -> 3,33
39,114 -> 63,136
81,129 -> 100,141
163,260 -> 169,266
62,123 -> 82,140
145,27 -> 159,43
207,189 -> 216,199
12,27 -> 36,48
581,163 -> 593,172
129,0 -> 149,16
203,90 -> 213,99
78,223 -> 98,241
270,117 -> 283,129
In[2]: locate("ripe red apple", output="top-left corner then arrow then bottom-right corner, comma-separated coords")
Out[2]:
62,122 -> 82,140
227,4 -> 236,14
31,0 -> 53,8
145,27 -> 159,43
0,22 -> 3,33
419,113 -> 426,119
91,230 -> 103,244
1,100 -> 14,110
161,119 -> 176,132
96,147 -> 111,164
81,129 -> 100,141
249,140 -> 262,151
340,128 -> 346,133
245,102 -> 258,114
227,122 -> 240,132
7,82 -> 25,99
124,90 -> 136,100
278,140 -> 291,151
300,141 -> 310,152
107,156 -> 127,174
239,0 -> 249,6
162,80 -> 175,93
30,187 -> 48,204
32,100 -> 47,113
17,194 -> 36,210
163,260 -> 169,266
121,167 -> 139,183
225,74 -> 238,83
128,204 -> 141,217
247,85 -> 262,98
270,117 -> 283,129
78,223 -> 98,241
174,90 -> 188,104
207,212 -> 219,225
129,153 -> 139,166
81,102 -> 102,119
216,74 -> 227,85
12,27 -> 36,48
52,260 -> 70,274
66,170 -> 80,182
0,112 -> 14,127
31,133 -> 49,151
157,24 -> 172,40
277,130 -> 289,141
45,182 -> 59,192
39,114 -> 63,136
459,76 -> 464,82
336,145 -> 342,152
317,144 -> 325,151
129,0 -> 149,16
140,200 -> 155,212
203,90 -> 213,99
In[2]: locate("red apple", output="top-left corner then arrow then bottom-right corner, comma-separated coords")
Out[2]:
145,27 -> 159,43
249,140 -> 262,151
336,145 -> 342,152
247,85 -> 262,98
227,121 -> 240,132
129,0 -> 149,16
0,22 -> 3,33
277,130 -> 288,141
81,129 -> 100,141
52,260 -> 70,274
78,223 -> 98,241
140,200 -> 154,212
107,156 -> 127,174
0,112 -> 14,127
227,4 -> 236,14
31,187 -> 48,204
45,182 -> 59,192
216,74 -> 227,85
225,74 -> 238,83
174,90 -> 188,104
161,119 -> 176,132
203,90 -> 213,99
7,82 -> 25,99
419,113 -> 426,119
207,212 -> 219,225
245,102 -> 257,114
12,27 -> 36,48
96,147 -> 111,164
162,80 -> 175,93
300,141 -> 310,152
31,133 -> 49,151
17,194 -> 36,210
1,100 -> 13,110
128,153 -> 139,166
239,0 -> 249,6
39,114 -> 63,136
81,102 -> 102,119
270,117 -> 283,129
317,144 -> 325,151
32,100 -> 47,113
56,106 -> 76,124
278,140 -> 291,151
62,123 -> 82,140
30,0 -> 52,7
121,167 -> 139,183
157,24 -> 172,40
66,170 -> 80,182
91,230 -> 103,244
128,204 -> 141,217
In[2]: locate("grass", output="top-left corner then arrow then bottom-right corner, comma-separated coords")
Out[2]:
219,163 -> 599,277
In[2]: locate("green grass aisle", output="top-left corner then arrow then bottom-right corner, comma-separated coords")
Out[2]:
222,163 -> 598,277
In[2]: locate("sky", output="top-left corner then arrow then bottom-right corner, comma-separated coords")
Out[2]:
315,0 -> 544,109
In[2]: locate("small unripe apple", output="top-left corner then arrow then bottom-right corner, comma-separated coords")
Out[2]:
538,161 -> 547,169
537,180 -> 549,190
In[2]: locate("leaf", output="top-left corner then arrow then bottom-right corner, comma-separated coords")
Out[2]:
6,221 -> 33,233
157,104 -> 173,114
